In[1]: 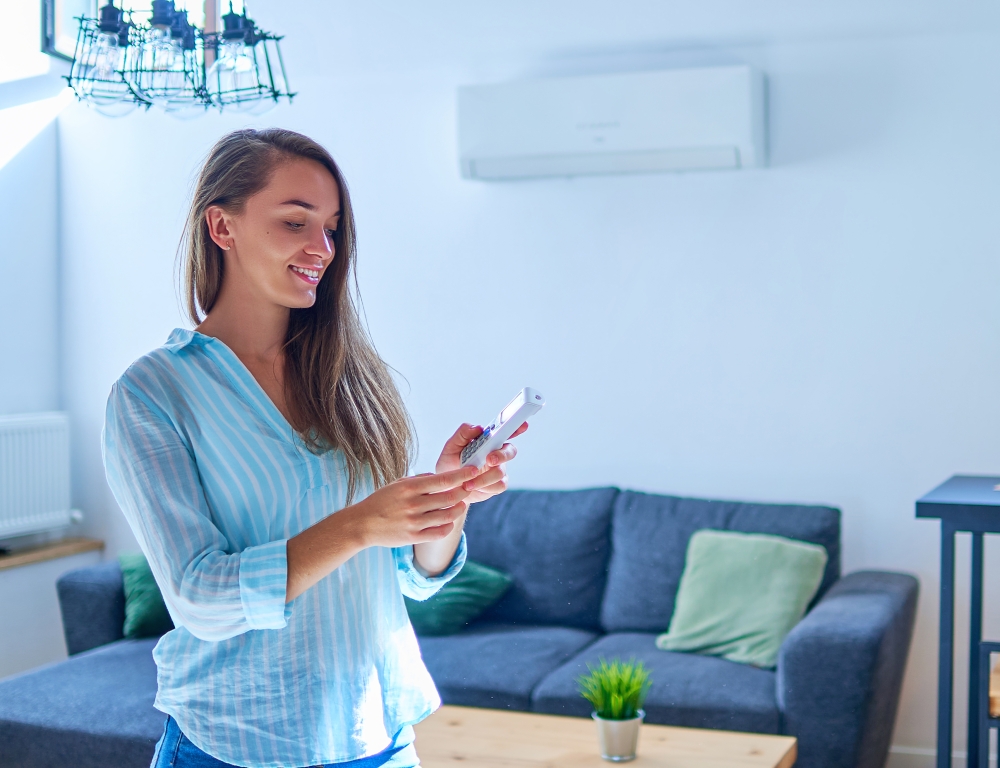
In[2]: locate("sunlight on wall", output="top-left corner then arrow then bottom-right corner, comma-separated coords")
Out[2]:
0,90 -> 75,172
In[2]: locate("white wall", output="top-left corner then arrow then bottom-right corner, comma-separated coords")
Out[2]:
0,117 -> 84,678
56,1 -> 1000,758
0,122 -> 60,414
0,550 -> 101,679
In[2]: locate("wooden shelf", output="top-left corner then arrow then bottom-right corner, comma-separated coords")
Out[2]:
0,537 -> 104,572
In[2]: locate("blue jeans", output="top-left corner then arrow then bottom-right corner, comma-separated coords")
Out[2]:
149,715 -> 419,768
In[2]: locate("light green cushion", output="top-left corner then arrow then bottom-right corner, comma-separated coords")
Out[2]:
405,559 -> 513,636
656,529 -> 828,668
118,551 -> 174,639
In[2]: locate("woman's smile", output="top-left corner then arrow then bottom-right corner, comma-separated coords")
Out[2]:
290,264 -> 322,284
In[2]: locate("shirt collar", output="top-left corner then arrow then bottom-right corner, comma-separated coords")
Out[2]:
164,327 -> 210,353
163,327 -> 299,445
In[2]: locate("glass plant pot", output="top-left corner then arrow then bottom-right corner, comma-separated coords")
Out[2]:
592,710 -> 644,762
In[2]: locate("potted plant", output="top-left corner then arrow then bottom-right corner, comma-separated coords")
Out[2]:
577,657 -> 652,762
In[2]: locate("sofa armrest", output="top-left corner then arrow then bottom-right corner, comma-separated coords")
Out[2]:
777,570 -> 918,768
56,561 -> 126,655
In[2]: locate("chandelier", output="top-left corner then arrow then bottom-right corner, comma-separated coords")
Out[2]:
66,1 -> 294,117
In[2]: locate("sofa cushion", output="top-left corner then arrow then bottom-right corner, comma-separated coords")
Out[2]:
0,638 -> 163,768
531,632 -> 780,734
418,622 -> 598,711
119,552 -> 174,639
601,491 -> 841,633
464,487 -> 618,629
405,559 -> 513,636
657,530 -> 828,668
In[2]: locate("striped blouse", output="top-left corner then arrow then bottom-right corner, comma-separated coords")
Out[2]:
102,328 -> 465,768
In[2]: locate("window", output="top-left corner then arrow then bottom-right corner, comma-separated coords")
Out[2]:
1,2 -> 52,83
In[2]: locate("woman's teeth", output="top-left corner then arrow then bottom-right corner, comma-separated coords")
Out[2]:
291,266 -> 319,279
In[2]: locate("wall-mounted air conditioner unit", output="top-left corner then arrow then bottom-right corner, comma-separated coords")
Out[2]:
457,65 -> 766,180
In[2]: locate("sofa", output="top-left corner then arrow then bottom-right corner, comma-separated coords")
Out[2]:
0,487 -> 918,768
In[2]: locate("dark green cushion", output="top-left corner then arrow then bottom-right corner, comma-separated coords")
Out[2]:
117,552 -> 174,639
405,560 -> 513,636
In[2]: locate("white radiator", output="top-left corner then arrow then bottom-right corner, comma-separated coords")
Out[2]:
0,412 -> 80,540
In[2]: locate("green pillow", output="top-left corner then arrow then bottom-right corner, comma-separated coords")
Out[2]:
656,530 -> 827,668
118,552 -> 174,639
405,560 -> 513,636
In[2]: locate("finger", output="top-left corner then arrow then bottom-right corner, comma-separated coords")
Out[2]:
407,465 -> 479,493
464,465 -> 506,492
469,478 -> 509,500
413,485 -> 474,514
509,422 -> 529,439
418,501 -> 469,530
485,442 -> 517,467
415,521 -> 457,541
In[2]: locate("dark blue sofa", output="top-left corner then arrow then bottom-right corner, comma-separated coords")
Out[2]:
0,488 -> 918,768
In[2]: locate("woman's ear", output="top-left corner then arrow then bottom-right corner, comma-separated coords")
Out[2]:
205,206 -> 235,251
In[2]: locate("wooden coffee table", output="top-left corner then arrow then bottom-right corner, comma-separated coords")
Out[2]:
414,706 -> 796,767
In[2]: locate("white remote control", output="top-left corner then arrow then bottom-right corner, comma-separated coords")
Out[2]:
460,387 -> 545,469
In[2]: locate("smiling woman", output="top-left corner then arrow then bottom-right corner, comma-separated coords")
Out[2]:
181,129 -> 407,502
101,128 -> 528,768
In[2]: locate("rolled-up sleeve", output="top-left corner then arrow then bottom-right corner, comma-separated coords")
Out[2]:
103,378 -> 293,642
392,532 -> 467,601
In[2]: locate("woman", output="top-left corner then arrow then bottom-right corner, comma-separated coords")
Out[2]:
102,128 -> 525,768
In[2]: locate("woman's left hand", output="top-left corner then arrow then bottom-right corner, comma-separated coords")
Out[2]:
435,422 -> 529,503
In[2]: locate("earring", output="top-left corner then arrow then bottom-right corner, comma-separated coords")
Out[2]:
223,241 -> 231,251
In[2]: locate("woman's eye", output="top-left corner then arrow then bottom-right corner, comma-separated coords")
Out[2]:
286,222 -> 304,230
325,229 -> 338,240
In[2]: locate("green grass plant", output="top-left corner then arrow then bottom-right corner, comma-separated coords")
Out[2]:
576,657 -> 652,720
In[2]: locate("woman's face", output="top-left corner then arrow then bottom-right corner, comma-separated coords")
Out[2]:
209,157 -> 341,310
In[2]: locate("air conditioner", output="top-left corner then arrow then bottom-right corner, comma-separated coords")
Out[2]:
457,65 -> 766,180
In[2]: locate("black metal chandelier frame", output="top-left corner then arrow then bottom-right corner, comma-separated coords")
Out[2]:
66,1 -> 294,117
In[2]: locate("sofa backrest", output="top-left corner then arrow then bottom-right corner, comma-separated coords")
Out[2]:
599,491 -> 841,633
56,489 -> 841,643
56,560 -> 127,655
463,487 -> 618,630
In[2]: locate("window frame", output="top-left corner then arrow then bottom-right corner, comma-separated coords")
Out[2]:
41,0 -> 96,62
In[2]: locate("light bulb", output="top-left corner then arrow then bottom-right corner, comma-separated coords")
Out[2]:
163,67 -> 209,119
206,39 -> 260,111
147,27 -> 178,68
150,63 -> 188,106
76,29 -> 137,117
93,32 -> 119,78
134,26 -> 187,106
91,99 -> 139,117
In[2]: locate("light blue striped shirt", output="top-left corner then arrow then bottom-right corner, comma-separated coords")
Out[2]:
102,328 -> 465,768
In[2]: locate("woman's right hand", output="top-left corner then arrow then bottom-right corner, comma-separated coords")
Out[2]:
347,466 -> 480,549
287,466 -> 479,603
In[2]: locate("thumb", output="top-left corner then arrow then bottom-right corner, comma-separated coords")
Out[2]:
449,423 -> 482,448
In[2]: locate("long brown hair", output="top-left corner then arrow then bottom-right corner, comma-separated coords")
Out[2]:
181,128 -> 413,502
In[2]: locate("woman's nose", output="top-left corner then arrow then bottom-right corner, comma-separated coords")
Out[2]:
306,227 -> 334,259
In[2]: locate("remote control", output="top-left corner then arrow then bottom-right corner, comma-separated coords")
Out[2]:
460,387 -> 545,469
